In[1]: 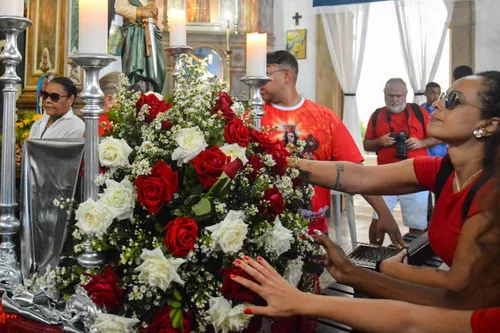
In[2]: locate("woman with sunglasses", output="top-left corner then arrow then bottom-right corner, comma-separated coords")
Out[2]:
268,71 -> 500,309
28,77 -> 85,139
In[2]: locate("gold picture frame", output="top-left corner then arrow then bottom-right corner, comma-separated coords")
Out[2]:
286,29 -> 307,60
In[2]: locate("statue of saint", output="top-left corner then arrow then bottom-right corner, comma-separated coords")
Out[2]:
115,0 -> 167,93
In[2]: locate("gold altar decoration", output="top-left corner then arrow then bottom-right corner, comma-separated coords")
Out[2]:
17,0 -> 69,113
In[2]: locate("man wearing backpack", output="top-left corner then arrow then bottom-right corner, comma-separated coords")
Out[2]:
364,78 -> 440,243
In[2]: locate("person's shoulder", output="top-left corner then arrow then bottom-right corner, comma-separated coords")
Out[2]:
302,99 -> 341,117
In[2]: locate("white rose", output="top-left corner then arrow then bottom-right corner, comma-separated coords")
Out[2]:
220,143 -> 248,165
98,137 -> 133,167
266,216 -> 294,257
92,313 -> 139,333
206,210 -> 248,254
206,296 -> 232,333
98,178 -> 135,220
144,91 -> 164,100
134,247 -> 185,291
226,303 -> 253,332
75,198 -> 114,236
171,127 -> 208,166
283,257 -> 304,287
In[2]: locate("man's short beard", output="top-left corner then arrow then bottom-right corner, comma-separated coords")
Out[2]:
387,103 -> 406,113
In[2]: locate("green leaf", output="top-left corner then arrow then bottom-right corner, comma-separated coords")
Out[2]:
172,310 -> 183,329
173,289 -> 182,301
169,307 -> 180,320
155,221 -> 164,233
168,300 -> 181,308
192,197 -> 211,216
184,194 -> 201,206
173,209 -> 184,217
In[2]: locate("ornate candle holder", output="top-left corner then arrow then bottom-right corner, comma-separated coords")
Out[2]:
69,53 -> 115,268
166,46 -> 192,91
240,76 -> 271,130
0,16 -> 32,291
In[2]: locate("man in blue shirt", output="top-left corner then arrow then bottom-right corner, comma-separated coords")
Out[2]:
422,82 -> 447,157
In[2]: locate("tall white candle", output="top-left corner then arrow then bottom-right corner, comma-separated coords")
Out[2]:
246,33 -> 267,77
0,0 -> 23,16
79,0 -> 108,54
169,9 -> 186,46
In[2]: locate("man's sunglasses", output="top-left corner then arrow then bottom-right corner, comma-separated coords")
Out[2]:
40,91 -> 69,102
440,91 -> 481,110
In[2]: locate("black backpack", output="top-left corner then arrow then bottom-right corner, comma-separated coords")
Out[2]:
371,103 -> 427,136
434,155 -> 490,223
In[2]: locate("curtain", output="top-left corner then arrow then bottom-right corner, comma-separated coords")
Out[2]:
317,4 -> 369,152
394,0 -> 454,104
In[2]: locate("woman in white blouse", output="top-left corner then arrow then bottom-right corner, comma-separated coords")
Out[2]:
28,77 -> 85,139
16,77 -> 85,166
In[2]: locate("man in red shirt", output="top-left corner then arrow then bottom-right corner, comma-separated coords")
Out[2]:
259,51 -> 404,247
364,78 -> 439,241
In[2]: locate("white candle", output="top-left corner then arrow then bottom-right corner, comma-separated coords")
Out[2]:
0,0 -> 23,16
79,0 -> 108,54
169,9 -> 186,46
246,33 -> 267,77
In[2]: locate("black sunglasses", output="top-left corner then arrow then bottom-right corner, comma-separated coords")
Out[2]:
40,90 -> 69,102
440,91 -> 481,110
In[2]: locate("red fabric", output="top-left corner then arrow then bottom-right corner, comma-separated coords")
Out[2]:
261,100 -> 364,234
98,113 -> 113,136
413,156 -> 492,266
0,302 -> 61,333
365,104 -> 429,165
471,307 -> 500,333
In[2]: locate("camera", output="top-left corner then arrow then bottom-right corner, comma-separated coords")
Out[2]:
390,131 -> 410,159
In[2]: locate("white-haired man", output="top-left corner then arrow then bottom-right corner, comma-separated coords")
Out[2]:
364,78 -> 439,242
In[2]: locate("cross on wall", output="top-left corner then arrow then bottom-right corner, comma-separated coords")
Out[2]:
293,12 -> 302,26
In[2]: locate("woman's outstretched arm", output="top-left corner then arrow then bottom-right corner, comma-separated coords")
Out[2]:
232,256 -> 472,333
292,158 -> 425,195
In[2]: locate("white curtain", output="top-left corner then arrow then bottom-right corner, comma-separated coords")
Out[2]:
394,0 -> 454,104
317,4 -> 369,152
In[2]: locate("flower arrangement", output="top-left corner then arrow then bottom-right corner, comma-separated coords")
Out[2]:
15,112 -> 42,142
53,57 -> 321,333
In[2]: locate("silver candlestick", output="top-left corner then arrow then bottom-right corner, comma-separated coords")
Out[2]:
241,76 -> 271,130
166,46 -> 192,91
69,53 -> 115,268
0,16 -> 32,291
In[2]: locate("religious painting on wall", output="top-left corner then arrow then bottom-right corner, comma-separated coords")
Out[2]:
166,0 -> 220,26
34,0 -> 63,75
190,47 -> 224,80
286,29 -> 307,59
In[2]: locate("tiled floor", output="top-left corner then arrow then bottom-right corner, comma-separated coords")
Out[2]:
319,194 -> 406,288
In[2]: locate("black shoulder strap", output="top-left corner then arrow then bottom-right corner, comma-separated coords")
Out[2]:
371,107 -> 384,129
461,173 -> 491,223
409,103 -> 426,135
434,154 -> 454,201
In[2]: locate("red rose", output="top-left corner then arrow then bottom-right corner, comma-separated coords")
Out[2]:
149,306 -> 192,333
266,141 -> 290,177
211,92 -> 236,119
164,217 -> 198,257
247,155 -> 263,181
224,118 -> 250,147
136,93 -> 173,123
82,265 -> 123,312
222,158 -> 243,179
262,185 -> 285,220
191,146 -> 230,188
220,265 -> 260,303
250,129 -> 273,152
135,160 -> 179,215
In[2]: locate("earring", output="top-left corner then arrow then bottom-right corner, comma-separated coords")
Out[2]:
473,129 -> 484,139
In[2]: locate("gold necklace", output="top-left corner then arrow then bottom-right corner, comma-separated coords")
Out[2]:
455,169 -> 483,192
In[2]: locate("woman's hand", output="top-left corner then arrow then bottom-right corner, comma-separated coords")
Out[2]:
231,256 -> 310,317
313,230 -> 355,284
380,249 -> 408,273
15,144 -> 22,167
